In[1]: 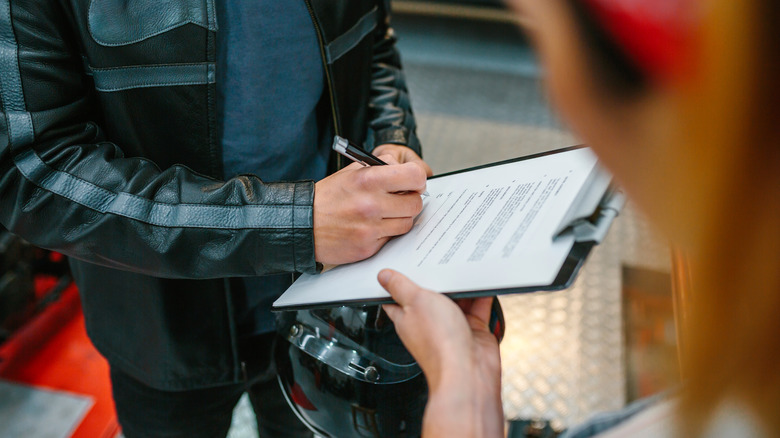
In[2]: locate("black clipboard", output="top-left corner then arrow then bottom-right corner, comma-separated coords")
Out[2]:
273,146 -> 624,311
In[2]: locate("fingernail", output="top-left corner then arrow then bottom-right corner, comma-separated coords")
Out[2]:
377,269 -> 393,287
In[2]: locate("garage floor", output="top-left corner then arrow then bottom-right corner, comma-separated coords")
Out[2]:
228,5 -> 672,437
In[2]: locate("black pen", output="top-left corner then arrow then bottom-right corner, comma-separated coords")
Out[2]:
332,136 -> 429,196
332,135 -> 388,166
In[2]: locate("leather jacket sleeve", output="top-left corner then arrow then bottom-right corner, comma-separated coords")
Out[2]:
367,0 -> 422,155
0,0 -> 318,279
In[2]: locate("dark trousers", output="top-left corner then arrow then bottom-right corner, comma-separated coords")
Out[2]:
110,332 -> 312,438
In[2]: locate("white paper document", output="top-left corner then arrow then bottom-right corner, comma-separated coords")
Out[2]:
274,147 -> 606,309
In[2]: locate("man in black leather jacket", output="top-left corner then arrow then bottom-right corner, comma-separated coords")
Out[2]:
0,0 -> 430,436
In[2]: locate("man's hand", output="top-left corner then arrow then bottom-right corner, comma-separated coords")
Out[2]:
372,144 -> 434,177
378,269 -> 504,438
313,156 -> 427,265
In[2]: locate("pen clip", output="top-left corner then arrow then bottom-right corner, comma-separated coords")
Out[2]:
332,136 -> 350,155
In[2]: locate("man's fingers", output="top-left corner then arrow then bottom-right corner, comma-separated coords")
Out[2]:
362,163 -> 427,194
378,191 -> 423,219
411,157 -> 434,177
372,144 -> 407,162
377,153 -> 400,165
372,144 -> 433,177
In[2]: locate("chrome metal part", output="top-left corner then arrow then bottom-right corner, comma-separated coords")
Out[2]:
284,321 -> 420,384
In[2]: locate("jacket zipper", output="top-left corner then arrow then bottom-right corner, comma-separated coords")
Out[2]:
304,0 -> 343,169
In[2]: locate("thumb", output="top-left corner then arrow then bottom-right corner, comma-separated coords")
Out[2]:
377,269 -> 422,307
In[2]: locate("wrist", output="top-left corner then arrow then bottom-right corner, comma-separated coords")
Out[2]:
424,347 -> 475,393
424,370 -> 504,438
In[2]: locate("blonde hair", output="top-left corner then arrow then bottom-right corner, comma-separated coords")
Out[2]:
678,0 -> 780,433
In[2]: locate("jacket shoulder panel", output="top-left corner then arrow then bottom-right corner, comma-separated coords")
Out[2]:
88,0 -> 217,47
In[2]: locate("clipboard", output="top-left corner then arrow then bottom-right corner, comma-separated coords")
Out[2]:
273,146 -> 624,311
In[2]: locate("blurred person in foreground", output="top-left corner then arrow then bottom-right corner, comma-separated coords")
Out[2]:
377,0 -> 780,436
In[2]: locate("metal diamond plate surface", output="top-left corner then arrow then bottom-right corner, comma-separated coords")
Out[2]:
497,204 -> 668,428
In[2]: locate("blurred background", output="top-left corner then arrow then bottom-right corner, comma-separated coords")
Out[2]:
0,2 -> 677,437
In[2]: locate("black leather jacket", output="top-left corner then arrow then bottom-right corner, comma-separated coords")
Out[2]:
0,0 -> 420,390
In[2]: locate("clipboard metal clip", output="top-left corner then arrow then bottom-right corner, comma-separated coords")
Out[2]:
564,187 -> 626,244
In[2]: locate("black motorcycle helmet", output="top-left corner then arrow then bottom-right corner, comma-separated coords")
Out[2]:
275,298 -> 505,438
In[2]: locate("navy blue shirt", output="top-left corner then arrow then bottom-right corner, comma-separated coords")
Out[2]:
216,0 -> 327,335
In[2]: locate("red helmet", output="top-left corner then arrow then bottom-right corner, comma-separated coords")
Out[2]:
581,0 -> 699,83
